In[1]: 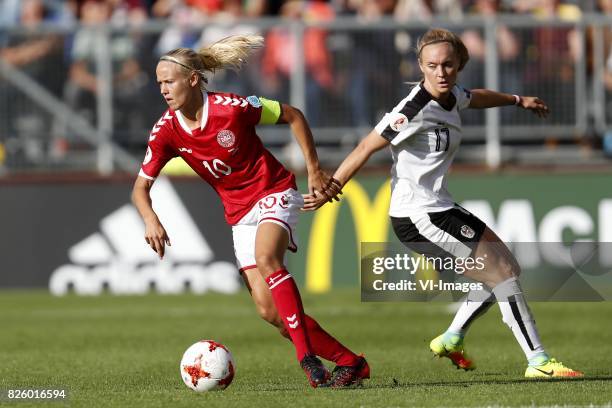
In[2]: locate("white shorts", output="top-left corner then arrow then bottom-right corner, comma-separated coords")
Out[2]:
231,188 -> 303,273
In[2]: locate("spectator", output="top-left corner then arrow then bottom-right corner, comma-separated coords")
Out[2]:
523,0 -> 581,124
63,0 -> 148,144
195,0 -> 262,95
394,0 -> 462,21
0,0 -> 63,86
597,0 -> 612,152
590,0 -> 612,119
460,0 -> 522,124
108,0 -> 149,25
337,0 -> 406,127
153,0 -> 205,55
0,0 -> 64,163
243,0 -> 286,16
185,0 -> 224,15
111,0 -> 163,141
261,0 -> 335,126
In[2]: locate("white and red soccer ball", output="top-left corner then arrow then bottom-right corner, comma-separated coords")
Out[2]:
180,340 -> 235,392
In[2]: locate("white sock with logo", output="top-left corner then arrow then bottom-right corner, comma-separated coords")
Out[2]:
446,287 -> 495,337
492,277 -> 548,365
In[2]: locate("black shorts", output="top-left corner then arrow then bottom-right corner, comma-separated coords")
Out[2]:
390,205 -> 486,262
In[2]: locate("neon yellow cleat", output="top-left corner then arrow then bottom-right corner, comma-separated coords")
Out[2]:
429,334 -> 475,371
525,358 -> 583,379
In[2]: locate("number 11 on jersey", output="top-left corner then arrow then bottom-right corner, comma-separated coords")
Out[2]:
203,159 -> 232,179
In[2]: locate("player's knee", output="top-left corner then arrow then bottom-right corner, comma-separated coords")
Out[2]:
487,254 -> 521,283
255,253 -> 282,275
500,257 -> 521,278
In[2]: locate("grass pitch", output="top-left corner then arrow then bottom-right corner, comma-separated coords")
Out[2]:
1,289 -> 611,407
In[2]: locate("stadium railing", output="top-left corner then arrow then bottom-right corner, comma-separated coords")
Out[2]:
0,14 -> 610,175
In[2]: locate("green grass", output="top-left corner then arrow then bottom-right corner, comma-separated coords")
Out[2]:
1,289 -> 611,407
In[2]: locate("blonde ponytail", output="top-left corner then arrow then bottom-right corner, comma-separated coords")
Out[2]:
160,34 -> 264,90
197,35 -> 264,72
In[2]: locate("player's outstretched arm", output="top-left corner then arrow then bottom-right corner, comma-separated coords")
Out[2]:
278,103 -> 341,201
131,176 -> 171,259
302,129 -> 389,211
469,89 -> 549,118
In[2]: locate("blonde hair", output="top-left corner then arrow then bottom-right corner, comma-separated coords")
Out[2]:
416,28 -> 469,71
160,35 -> 264,90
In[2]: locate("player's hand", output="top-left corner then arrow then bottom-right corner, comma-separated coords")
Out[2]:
307,167 -> 343,203
302,192 -> 333,211
518,96 -> 549,118
144,217 -> 171,259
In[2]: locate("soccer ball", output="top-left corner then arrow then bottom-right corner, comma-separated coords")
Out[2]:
180,340 -> 235,392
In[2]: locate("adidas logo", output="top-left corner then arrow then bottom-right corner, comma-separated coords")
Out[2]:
49,177 -> 240,296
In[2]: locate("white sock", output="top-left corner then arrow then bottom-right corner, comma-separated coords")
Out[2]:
492,277 -> 548,364
447,287 -> 495,336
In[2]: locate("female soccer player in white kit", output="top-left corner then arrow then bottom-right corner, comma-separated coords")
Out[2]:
304,28 -> 582,378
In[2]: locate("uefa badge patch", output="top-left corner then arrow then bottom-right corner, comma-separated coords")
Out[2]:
246,95 -> 262,108
217,130 -> 236,148
460,225 -> 475,239
389,112 -> 410,132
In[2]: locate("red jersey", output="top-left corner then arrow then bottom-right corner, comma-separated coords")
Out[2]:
139,92 -> 297,225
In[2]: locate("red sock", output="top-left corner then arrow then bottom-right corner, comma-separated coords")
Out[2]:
304,315 -> 360,367
265,268 -> 312,361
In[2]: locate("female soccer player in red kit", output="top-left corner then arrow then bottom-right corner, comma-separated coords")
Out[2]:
131,35 -> 369,388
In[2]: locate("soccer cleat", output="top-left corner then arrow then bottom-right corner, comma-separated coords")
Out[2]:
300,354 -> 331,388
429,334 -> 475,371
524,358 -> 583,379
321,356 -> 370,388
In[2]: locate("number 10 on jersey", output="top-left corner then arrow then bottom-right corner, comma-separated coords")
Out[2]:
203,159 -> 232,179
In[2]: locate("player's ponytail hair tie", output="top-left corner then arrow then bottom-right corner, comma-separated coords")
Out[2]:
416,28 -> 470,71
160,35 -> 263,90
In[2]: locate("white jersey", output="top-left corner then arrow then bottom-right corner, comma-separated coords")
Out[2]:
374,83 -> 472,217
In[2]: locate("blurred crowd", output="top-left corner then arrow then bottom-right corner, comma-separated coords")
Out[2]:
0,0 -> 607,23
0,0 -> 611,166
